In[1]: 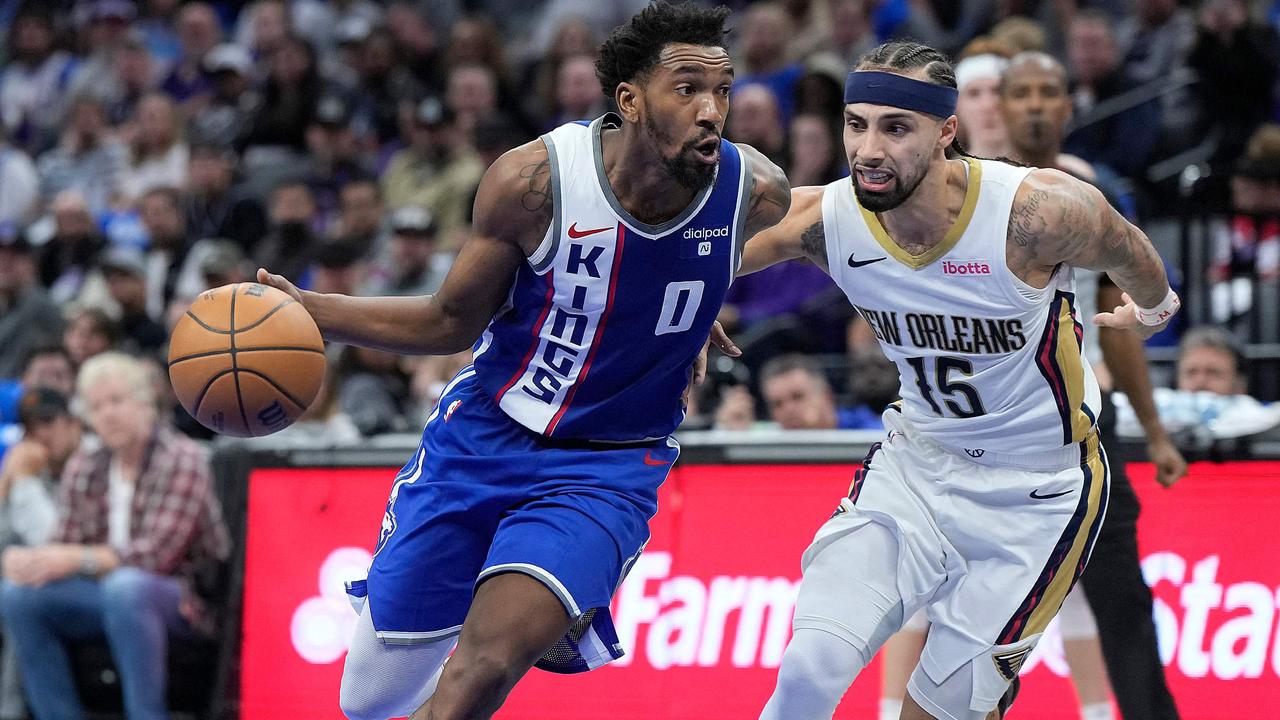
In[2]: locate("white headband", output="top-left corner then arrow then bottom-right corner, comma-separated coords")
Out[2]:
955,54 -> 1009,90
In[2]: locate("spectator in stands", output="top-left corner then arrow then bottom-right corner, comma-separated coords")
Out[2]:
0,232 -> 64,379
184,140 -> 268,253
546,54 -> 607,130
69,0 -> 139,102
120,93 -> 189,202
306,94 -> 374,232
134,0 -> 182,65
1189,0 -> 1280,187
37,95 -> 127,215
238,0 -> 292,59
19,346 -> 76,399
735,3 -> 805,124
159,2 -> 220,105
352,27 -> 424,145
0,388 -> 81,720
726,84 -> 787,169
1176,325 -> 1247,395
0,351 -> 230,720
332,178 -> 387,251
243,34 -> 324,160
761,354 -> 877,430
335,345 -> 414,435
63,307 -> 120,370
527,18 -> 598,129
103,31 -> 159,126
445,63 -> 499,135
0,129 -> 40,227
0,389 -> 80,551
383,4 -> 444,96
787,112 -> 844,187
810,0 -> 875,69
713,384 -> 758,431
954,38 -> 1012,159
363,206 -> 450,297
138,186 -> 198,315
255,180 -> 320,284
1064,11 -> 1162,179
309,238 -> 367,295
381,96 -> 484,249
0,9 -> 80,154
191,44 -> 259,150
845,316 -> 897,423
896,0 -> 998,57
38,191 -> 110,307
99,248 -> 168,356
1117,0 -> 1195,86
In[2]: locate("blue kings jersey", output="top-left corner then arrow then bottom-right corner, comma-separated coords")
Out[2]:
472,114 -> 753,441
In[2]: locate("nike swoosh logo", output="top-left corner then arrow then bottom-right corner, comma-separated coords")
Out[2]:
643,451 -> 672,467
568,222 -> 612,239
1029,488 -> 1072,500
847,255 -> 887,268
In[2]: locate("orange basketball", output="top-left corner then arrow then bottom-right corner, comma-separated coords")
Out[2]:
168,283 -> 325,437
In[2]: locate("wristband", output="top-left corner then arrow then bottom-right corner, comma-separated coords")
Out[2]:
1136,289 -> 1180,326
80,547 -> 99,576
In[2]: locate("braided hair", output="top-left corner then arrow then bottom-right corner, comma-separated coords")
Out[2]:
854,42 -> 970,159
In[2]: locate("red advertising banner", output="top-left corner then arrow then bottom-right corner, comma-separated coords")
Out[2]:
241,461 -> 1280,718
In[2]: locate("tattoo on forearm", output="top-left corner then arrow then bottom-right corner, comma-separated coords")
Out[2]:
799,220 -> 827,269
519,159 -> 551,213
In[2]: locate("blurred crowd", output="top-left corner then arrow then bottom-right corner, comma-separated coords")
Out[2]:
0,0 -> 1276,444
0,0 -> 1277,716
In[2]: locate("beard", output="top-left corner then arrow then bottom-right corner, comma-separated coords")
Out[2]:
644,106 -> 718,192
852,152 -> 931,212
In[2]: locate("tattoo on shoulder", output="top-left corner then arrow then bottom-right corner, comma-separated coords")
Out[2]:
799,220 -> 827,269
519,159 -> 551,213
1008,188 -> 1050,254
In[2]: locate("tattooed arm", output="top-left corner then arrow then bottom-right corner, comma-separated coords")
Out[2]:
256,140 -> 550,355
737,185 -> 827,275
1006,169 -> 1176,337
737,144 -> 792,238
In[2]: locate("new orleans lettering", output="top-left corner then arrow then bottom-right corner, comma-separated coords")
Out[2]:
853,305 -> 1026,354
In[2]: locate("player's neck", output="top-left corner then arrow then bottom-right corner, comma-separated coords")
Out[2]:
1012,144 -> 1058,170
601,126 -> 703,225
877,157 -> 969,252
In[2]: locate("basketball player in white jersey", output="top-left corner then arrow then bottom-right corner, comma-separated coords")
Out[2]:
741,42 -> 1180,720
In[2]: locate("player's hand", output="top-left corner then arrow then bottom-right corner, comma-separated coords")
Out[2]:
1093,291 -> 1175,339
256,268 -> 304,303
692,321 -> 741,385
1148,434 -> 1188,488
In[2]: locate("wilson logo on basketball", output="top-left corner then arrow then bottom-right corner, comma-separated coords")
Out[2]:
942,260 -> 991,276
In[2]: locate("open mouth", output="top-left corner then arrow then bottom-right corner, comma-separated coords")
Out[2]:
693,137 -> 720,164
856,167 -> 895,192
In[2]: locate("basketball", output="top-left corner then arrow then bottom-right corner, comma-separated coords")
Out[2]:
168,283 -> 326,437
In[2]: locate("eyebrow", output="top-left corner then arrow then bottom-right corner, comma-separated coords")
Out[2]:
844,111 -> 916,122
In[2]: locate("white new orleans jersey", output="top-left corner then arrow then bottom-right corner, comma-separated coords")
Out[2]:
823,157 -> 1100,469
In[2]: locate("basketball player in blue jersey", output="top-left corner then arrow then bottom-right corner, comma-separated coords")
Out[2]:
256,3 -> 789,719
738,42 -> 1180,720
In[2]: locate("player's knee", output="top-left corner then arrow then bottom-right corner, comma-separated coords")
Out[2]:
776,627 -> 871,698
446,647 -> 525,698
339,672 -> 403,720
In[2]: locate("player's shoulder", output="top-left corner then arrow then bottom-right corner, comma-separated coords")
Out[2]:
1013,166 -> 1102,207
734,142 -> 792,233
473,139 -> 554,247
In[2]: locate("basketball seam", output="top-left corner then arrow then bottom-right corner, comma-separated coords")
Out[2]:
230,284 -> 251,433
236,368 -> 308,411
167,346 -> 326,367
184,297 -> 296,335
192,368 -> 235,418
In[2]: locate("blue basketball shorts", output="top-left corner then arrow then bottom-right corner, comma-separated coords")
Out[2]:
345,367 -> 677,672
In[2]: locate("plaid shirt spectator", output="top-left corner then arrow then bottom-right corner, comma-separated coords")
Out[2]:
54,424 -> 230,633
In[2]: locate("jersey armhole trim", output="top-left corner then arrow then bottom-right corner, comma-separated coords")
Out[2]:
730,143 -> 753,281
528,134 -> 562,273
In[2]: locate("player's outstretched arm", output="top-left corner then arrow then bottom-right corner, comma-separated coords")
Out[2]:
1007,169 -> 1178,338
737,185 -> 826,276
258,141 -> 553,355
